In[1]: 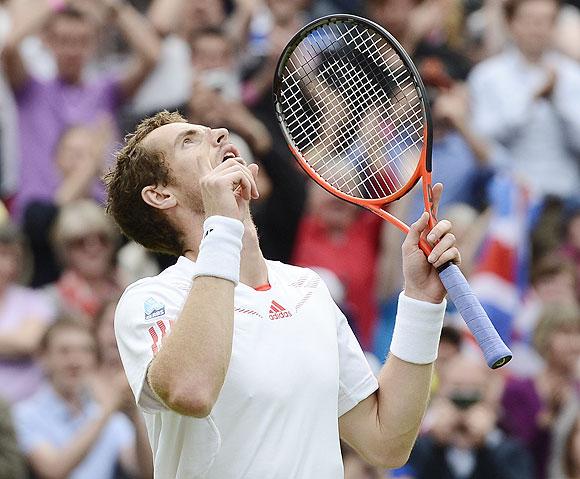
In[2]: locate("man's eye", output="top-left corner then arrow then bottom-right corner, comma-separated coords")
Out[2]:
183,138 -> 192,144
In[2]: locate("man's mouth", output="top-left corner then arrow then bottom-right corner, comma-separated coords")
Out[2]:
221,144 -> 241,162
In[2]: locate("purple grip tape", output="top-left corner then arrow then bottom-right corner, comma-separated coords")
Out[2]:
438,263 -> 512,369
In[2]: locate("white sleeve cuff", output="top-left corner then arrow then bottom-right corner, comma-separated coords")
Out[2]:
389,292 -> 446,365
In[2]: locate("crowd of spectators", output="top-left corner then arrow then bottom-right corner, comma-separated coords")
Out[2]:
0,0 -> 579,477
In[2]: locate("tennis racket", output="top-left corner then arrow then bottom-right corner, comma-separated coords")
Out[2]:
273,14 -> 512,369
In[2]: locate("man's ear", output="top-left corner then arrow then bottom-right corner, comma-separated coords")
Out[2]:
141,185 -> 177,210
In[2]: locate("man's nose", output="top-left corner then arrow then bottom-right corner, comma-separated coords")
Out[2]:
210,128 -> 229,146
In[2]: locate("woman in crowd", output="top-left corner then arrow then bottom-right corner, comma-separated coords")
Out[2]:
45,200 -> 121,325
502,303 -> 580,479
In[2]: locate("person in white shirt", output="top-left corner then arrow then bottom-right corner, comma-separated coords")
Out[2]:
468,0 -> 580,199
104,111 -> 461,478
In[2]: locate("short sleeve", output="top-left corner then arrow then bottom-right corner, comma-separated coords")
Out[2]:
114,280 -> 182,413
335,304 -> 379,417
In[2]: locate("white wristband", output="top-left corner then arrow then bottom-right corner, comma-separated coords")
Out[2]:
389,292 -> 446,364
192,216 -> 244,285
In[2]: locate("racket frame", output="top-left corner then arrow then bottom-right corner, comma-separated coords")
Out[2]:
273,14 -> 437,252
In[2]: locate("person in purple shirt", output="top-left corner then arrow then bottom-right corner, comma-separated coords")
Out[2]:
1,0 -> 161,217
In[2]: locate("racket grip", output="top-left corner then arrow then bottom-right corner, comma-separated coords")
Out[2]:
437,263 -> 512,369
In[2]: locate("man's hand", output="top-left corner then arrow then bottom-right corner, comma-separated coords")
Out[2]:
402,183 -> 460,303
200,157 -> 259,220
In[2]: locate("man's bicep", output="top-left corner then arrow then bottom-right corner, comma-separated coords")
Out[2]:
338,391 -> 378,442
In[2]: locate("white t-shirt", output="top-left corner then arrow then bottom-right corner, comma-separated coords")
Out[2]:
115,257 -> 379,479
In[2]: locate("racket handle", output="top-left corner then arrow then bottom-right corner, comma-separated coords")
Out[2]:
437,263 -> 512,369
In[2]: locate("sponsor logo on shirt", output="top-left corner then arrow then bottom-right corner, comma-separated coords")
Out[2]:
144,297 -> 165,321
269,300 -> 292,320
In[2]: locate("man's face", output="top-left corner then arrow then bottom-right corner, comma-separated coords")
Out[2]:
46,15 -> 97,83
143,122 -> 239,214
43,327 -> 97,396
510,0 -> 558,59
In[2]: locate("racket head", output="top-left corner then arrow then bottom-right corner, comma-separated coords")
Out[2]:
273,14 -> 434,209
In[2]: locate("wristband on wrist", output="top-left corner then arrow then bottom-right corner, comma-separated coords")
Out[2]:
389,292 -> 447,364
47,0 -> 66,12
192,216 -> 244,285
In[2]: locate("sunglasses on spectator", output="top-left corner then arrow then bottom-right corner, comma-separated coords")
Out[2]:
66,232 -> 111,249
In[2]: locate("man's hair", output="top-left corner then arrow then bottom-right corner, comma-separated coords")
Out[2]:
104,111 -> 188,256
504,0 -> 560,21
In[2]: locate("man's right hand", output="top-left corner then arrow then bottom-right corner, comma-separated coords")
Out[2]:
200,157 -> 259,220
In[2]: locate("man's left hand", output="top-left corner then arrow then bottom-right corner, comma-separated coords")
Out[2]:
402,183 -> 460,304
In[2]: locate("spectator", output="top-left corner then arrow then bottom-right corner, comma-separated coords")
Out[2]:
559,202 -> 580,297
24,118 -> 116,288
13,317 -> 152,479
0,398 -> 27,479
469,0 -> 580,199
560,412 -> 580,479
406,54 -> 505,222
46,200 -> 121,325
502,302 -> 580,479
95,300 -> 154,478
1,0 -> 160,217
0,221 -> 54,404
510,254 -> 577,376
0,0 -> 18,201
186,27 -> 272,158
409,355 -> 533,479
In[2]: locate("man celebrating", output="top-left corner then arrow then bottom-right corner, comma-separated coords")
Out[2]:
106,111 -> 460,478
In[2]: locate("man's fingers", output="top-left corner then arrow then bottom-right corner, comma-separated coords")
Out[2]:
431,183 -> 443,218
426,219 -> 452,245
403,212 -> 430,252
431,247 -> 461,269
427,232 -> 456,264
247,163 -> 260,198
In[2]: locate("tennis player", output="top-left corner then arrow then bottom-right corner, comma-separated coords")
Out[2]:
106,111 -> 460,478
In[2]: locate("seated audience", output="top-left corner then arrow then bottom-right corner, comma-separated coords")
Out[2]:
13,318 -> 152,479
409,355 -> 533,479
502,303 -> 580,479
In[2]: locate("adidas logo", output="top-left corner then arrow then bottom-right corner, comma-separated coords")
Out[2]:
269,300 -> 292,320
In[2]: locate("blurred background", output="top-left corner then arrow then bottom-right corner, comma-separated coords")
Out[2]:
0,0 -> 579,478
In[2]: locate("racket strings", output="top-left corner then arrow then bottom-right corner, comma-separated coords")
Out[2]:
278,20 -> 424,199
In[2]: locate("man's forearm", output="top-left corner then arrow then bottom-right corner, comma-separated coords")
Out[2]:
375,355 -> 433,460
